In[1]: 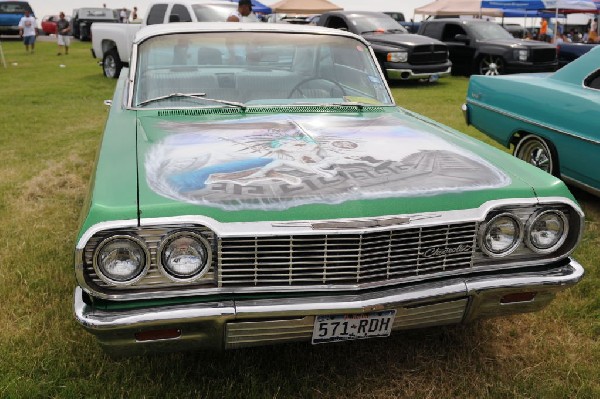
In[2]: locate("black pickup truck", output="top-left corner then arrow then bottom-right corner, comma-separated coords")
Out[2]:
317,11 -> 451,82
418,19 -> 558,75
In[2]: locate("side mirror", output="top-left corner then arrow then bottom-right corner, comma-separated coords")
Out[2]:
454,34 -> 470,44
169,14 -> 180,23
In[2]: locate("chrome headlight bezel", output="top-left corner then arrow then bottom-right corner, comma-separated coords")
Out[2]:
479,213 -> 523,258
514,48 -> 529,62
157,230 -> 212,283
387,51 -> 408,63
525,210 -> 569,254
93,235 -> 150,286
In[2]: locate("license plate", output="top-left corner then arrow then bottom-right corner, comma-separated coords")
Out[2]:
312,310 -> 396,344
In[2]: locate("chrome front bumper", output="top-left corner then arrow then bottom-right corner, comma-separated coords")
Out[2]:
386,66 -> 452,81
74,258 -> 584,356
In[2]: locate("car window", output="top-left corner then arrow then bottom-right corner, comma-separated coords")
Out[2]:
584,69 -> 600,90
171,4 -> 192,22
441,24 -> 467,41
133,32 -> 392,108
325,16 -> 349,31
192,4 -> 237,22
353,14 -> 408,34
0,1 -> 32,13
147,3 -> 168,25
469,22 -> 514,40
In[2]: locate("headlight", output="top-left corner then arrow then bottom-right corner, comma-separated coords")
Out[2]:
514,49 -> 528,62
480,213 -> 523,257
387,51 -> 408,63
159,231 -> 212,282
94,235 -> 149,285
526,210 -> 568,253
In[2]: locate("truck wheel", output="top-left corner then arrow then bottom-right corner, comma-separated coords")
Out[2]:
514,135 -> 557,175
103,49 -> 123,79
478,55 -> 505,75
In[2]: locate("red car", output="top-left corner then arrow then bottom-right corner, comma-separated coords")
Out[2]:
41,14 -> 69,35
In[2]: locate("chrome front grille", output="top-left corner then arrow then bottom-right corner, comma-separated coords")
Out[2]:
531,48 -> 557,63
218,222 -> 477,287
409,44 -> 448,65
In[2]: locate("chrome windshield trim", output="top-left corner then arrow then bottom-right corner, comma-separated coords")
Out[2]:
126,28 -> 395,109
466,98 -> 600,146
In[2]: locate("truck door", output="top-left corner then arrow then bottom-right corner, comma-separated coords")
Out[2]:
441,23 -> 475,72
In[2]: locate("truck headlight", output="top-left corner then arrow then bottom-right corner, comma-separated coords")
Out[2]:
159,231 -> 212,282
480,213 -> 523,257
514,49 -> 528,61
94,235 -> 149,285
526,210 -> 568,253
387,51 -> 408,63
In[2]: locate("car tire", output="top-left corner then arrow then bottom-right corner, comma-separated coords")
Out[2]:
477,55 -> 505,76
103,49 -> 123,79
514,135 -> 557,176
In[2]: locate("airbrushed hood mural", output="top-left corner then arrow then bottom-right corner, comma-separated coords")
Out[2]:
145,114 -> 510,210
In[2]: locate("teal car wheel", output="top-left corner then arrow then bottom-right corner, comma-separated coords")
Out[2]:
514,135 -> 556,175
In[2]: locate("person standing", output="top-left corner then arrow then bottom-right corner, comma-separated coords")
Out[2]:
56,12 -> 71,55
120,8 -> 128,23
226,0 -> 258,22
18,10 -> 37,53
540,18 -> 548,42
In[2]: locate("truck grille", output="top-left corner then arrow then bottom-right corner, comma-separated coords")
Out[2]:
531,48 -> 557,63
218,222 -> 476,287
409,44 -> 448,65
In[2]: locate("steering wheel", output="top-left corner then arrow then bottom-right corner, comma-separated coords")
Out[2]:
288,77 -> 346,99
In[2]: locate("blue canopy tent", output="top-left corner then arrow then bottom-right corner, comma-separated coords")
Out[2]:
482,0 -> 599,40
228,0 -> 272,14
481,0 -> 598,12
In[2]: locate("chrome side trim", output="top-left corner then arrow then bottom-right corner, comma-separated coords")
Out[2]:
562,175 -> 600,197
466,98 -> 600,146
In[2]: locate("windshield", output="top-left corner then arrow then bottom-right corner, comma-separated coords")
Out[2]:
192,4 -> 237,22
353,14 -> 408,34
0,1 -> 33,13
133,32 -> 392,108
470,22 -> 514,40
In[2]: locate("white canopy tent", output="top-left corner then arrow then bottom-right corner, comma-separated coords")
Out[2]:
415,0 -> 504,17
269,0 -> 342,14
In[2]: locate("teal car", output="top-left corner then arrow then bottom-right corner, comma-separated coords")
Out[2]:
74,23 -> 584,356
464,45 -> 600,197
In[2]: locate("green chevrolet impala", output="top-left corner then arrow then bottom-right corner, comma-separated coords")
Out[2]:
74,22 -> 585,356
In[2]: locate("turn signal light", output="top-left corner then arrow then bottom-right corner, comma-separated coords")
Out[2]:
135,328 -> 181,342
500,292 -> 537,304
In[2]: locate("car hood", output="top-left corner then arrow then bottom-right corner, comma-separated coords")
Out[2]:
478,38 -> 554,48
133,109 -> 563,223
362,33 -> 442,48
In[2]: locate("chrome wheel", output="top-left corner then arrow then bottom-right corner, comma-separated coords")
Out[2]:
102,49 -> 122,79
479,55 -> 505,76
514,135 -> 555,175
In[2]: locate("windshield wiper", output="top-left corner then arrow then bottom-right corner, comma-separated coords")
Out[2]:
137,92 -> 246,110
327,101 -> 366,110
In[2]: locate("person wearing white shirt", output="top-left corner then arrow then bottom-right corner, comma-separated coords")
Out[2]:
226,0 -> 259,22
18,10 -> 37,53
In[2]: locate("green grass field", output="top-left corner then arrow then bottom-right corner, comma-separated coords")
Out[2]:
0,38 -> 598,398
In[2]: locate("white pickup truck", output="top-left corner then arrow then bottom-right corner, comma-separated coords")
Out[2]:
91,0 -> 238,78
